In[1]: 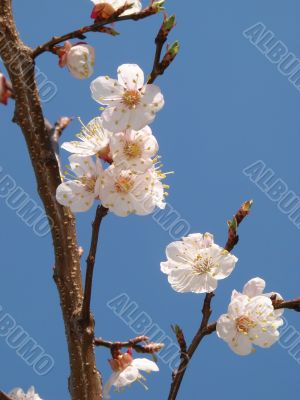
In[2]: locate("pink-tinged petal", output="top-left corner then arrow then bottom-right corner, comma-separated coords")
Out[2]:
102,104 -> 131,132
90,76 -> 123,105
131,358 -> 159,372
117,64 -> 144,90
243,277 -> 266,298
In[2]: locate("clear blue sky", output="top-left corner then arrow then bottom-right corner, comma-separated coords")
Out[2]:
1,1 -> 300,399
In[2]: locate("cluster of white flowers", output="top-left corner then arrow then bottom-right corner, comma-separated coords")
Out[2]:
161,235 -> 284,356
217,278 -> 284,355
103,349 -> 159,399
56,64 -> 167,217
9,387 -> 43,400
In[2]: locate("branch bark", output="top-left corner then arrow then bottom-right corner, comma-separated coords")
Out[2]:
0,2 -> 101,399
32,5 -> 160,58
0,392 -> 13,400
95,335 -> 164,354
81,205 -> 108,325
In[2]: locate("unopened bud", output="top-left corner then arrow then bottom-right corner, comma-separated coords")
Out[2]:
58,41 -> 95,80
168,40 -> 180,57
164,14 -> 176,31
0,73 -> 11,105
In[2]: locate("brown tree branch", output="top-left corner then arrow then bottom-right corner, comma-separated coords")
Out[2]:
95,335 -> 164,354
81,205 -> 108,326
0,2 -> 102,399
0,391 -> 13,400
148,15 -> 179,84
32,4 -> 160,58
168,200 -> 252,400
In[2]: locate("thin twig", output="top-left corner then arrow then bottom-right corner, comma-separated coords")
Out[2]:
168,200 -> 252,400
148,15 -> 178,84
0,392 -> 13,400
32,5 -> 160,58
81,205 -> 108,325
95,336 -> 164,354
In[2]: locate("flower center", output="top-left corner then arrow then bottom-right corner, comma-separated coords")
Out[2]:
236,316 -> 256,334
123,141 -> 142,159
114,176 -> 135,193
122,90 -> 141,109
192,254 -> 214,275
80,176 -> 97,193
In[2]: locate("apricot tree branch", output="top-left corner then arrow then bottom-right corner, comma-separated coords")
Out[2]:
0,1 -> 102,398
148,15 -> 179,84
168,200 -> 253,400
81,205 -> 108,325
32,4 -> 161,58
0,391 -> 13,400
95,335 -> 164,354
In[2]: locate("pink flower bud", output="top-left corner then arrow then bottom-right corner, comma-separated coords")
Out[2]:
0,73 -> 11,105
58,41 -> 95,79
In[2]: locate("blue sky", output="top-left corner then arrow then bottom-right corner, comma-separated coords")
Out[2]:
1,0 -> 300,399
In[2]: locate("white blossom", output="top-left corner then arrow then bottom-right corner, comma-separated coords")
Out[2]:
103,351 -> 159,399
59,41 -> 95,79
56,155 -> 102,212
99,165 -> 165,217
161,233 -> 238,293
217,291 -> 284,356
61,117 -> 112,161
9,386 -> 43,400
110,126 -> 158,172
90,0 -> 142,19
231,277 -> 284,317
91,64 -> 164,132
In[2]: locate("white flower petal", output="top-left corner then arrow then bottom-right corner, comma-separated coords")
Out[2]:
69,154 -> 96,177
131,358 -> 159,372
102,103 -> 131,132
114,365 -> 140,388
56,181 -> 95,212
216,314 -> 236,341
229,333 -> 253,356
243,277 -> 266,298
91,76 -> 123,105
117,64 -> 144,90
